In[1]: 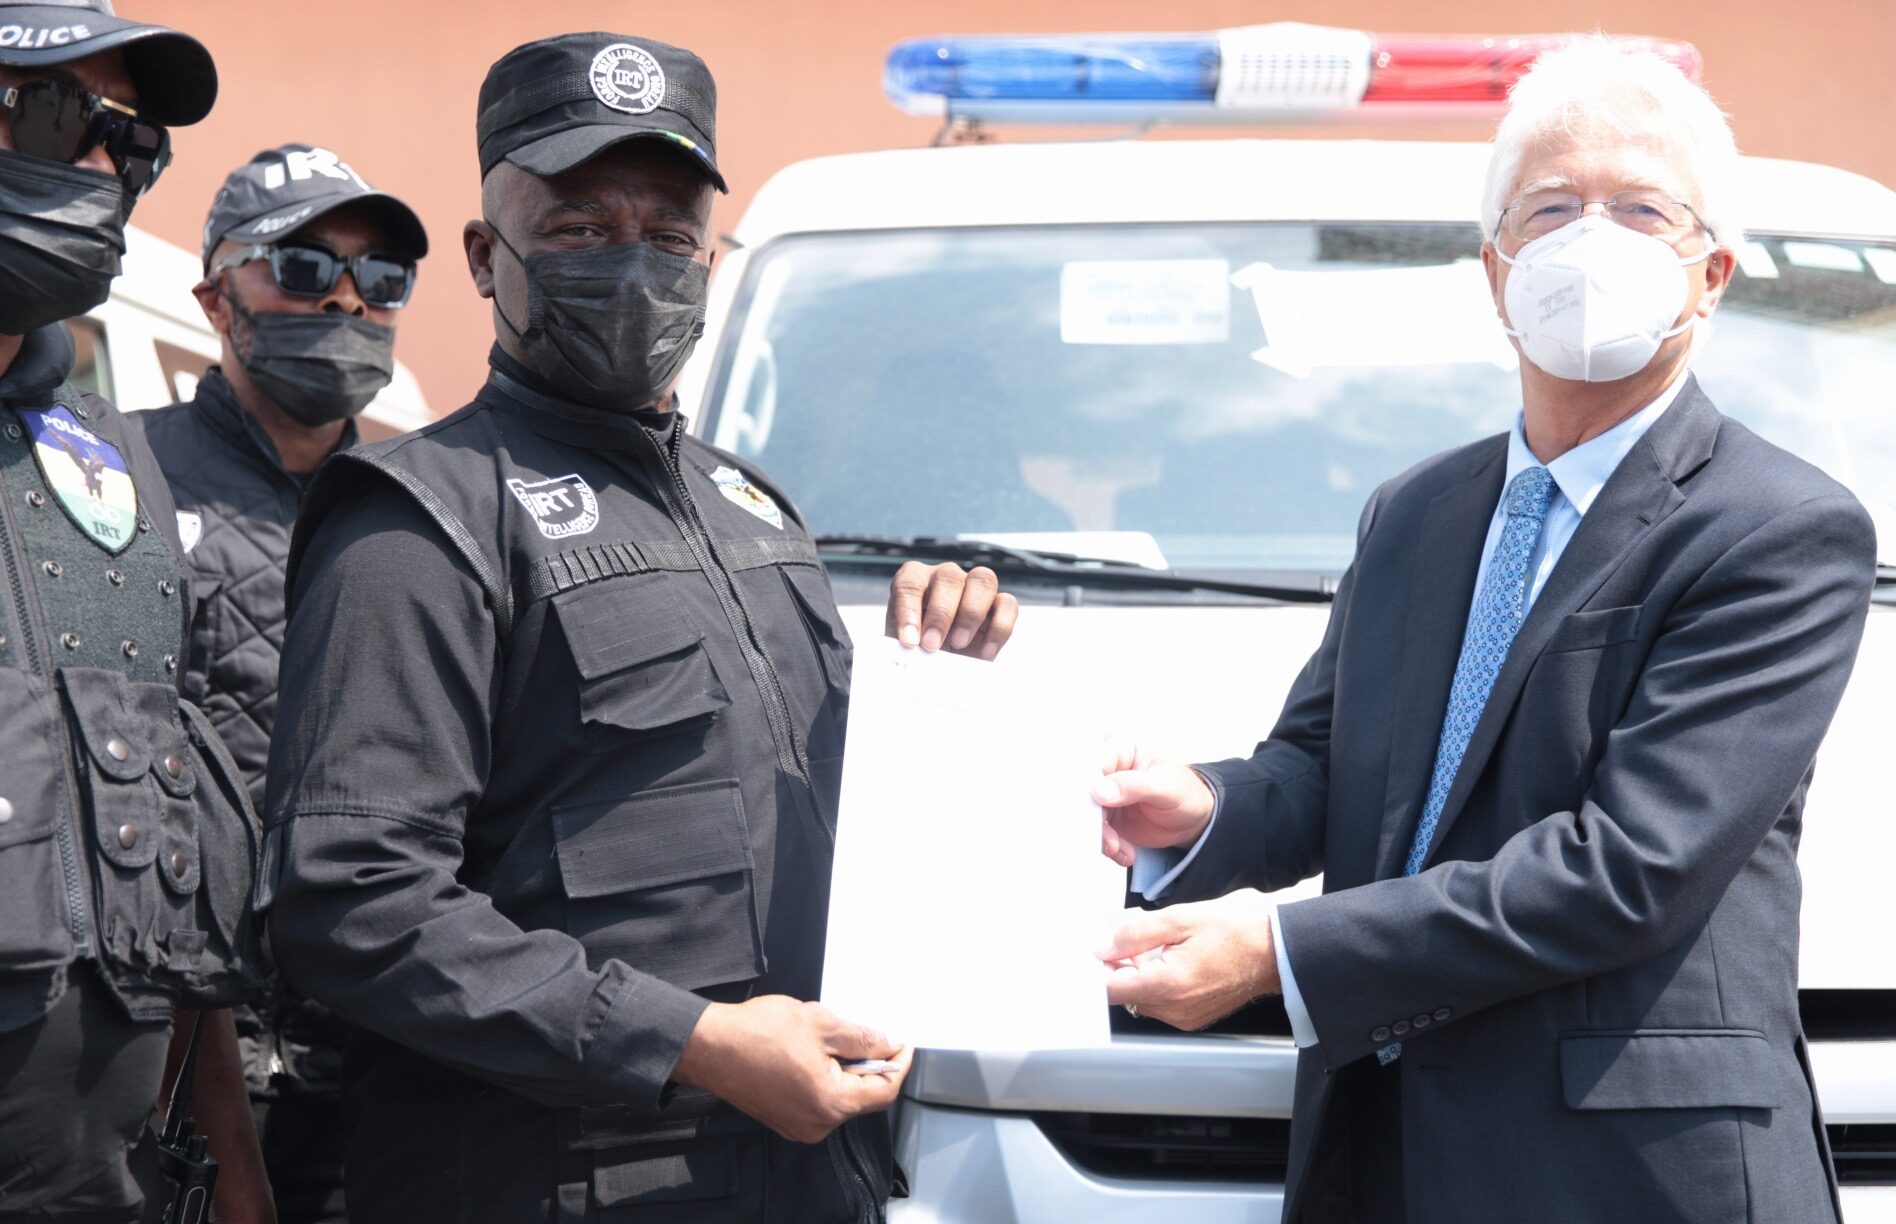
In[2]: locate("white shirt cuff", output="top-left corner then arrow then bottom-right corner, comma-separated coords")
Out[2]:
1130,792 -> 1219,900
1272,905 -> 1319,1049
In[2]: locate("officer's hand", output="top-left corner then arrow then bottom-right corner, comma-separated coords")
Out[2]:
673,996 -> 912,1144
886,562 -> 1019,659
1095,733 -> 1216,867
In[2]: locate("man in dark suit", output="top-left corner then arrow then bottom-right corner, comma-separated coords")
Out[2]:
1094,38 -> 1874,1224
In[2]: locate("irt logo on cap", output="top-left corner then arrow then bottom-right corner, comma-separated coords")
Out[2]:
589,43 -> 664,115
261,147 -> 369,193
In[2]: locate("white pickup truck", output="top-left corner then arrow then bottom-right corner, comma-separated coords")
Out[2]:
675,26 -> 1896,1222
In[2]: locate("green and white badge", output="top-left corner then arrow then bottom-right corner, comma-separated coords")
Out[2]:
18,405 -> 138,553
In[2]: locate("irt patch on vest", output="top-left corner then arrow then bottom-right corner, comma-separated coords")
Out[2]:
17,405 -> 137,553
507,473 -> 600,540
710,465 -> 783,531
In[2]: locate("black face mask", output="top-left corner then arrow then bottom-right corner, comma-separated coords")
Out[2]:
489,227 -> 708,413
227,294 -> 396,426
0,149 -> 130,335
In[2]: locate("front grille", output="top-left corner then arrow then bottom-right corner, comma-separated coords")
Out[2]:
1036,1114 -> 1896,1188
1059,991 -> 1896,1186
1829,1124 -> 1896,1185
1800,990 -> 1896,1041
1033,1112 -> 1290,1183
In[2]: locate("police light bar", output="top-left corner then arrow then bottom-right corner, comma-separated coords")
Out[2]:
884,24 -> 1702,124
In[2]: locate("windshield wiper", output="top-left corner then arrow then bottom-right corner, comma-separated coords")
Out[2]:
813,534 -> 1335,603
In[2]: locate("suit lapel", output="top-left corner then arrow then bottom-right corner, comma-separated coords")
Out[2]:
1372,441 -> 1506,881
1412,380 -> 1720,870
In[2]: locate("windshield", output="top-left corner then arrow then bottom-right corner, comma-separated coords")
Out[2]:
703,222 -> 1896,576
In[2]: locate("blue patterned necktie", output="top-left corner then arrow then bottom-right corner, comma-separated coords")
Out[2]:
1382,465 -> 1555,1064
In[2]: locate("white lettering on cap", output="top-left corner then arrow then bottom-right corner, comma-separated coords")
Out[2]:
588,43 -> 665,115
260,147 -> 371,192
0,24 -> 95,49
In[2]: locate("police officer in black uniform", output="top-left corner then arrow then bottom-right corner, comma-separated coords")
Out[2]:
0,3 -> 273,1221
265,32 -> 1016,1224
140,143 -> 428,1224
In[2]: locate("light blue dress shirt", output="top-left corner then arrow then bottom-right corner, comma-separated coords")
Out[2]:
1132,374 -> 1687,1048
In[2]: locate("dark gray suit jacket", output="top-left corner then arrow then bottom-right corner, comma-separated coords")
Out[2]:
1173,379 -> 1875,1223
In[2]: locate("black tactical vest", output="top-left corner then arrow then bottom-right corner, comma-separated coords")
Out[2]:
0,362 -> 264,1027
286,368 -> 890,1201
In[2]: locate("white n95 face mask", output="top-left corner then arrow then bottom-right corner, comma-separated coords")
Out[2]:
1498,214 -> 1709,383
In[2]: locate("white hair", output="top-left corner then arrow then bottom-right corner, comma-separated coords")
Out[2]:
1481,36 -> 1742,249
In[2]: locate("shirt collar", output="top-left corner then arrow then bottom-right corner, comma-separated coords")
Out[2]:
1504,371 -> 1690,517
192,366 -> 359,488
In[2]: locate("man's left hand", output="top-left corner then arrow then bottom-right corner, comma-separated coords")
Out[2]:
1099,891 -> 1281,1031
886,562 -> 1019,658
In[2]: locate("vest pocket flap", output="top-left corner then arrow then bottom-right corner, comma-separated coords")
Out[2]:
1543,604 -> 1641,655
556,573 -> 706,680
1560,1029 -> 1792,1110
554,781 -> 751,898
60,666 -> 157,781
781,563 -> 853,649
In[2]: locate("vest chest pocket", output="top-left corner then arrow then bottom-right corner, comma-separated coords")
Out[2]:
554,573 -> 731,738
551,780 -> 764,992
58,668 -> 263,1017
0,670 -> 77,972
778,563 -> 853,762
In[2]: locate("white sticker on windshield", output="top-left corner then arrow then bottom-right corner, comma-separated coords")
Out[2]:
1862,248 -> 1896,285
1060,259 -> 1230,345
1782,242 -> 1864,273
1734,241 -> 1780,280
1231,260 -> 1518,379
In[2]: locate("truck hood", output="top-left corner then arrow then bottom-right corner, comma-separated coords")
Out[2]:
837,601 -> 1895,991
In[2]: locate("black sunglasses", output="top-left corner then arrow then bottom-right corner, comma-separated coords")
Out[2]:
214,242 -> 417,309
0,75 -> 170,196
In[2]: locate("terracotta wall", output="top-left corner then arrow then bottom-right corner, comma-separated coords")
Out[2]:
118,0 -> 1896,415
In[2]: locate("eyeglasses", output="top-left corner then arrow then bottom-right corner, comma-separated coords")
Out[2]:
213,243 -> 417,309
1497,190 -> 1715,245
0,76 -> 170,197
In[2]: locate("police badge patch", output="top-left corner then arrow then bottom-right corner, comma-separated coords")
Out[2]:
508,474 -> 600,540
710,465 -> 784,531
589,43 -> 665,115
18,405 -> 138,553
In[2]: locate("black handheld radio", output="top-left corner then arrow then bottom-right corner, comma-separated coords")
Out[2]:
156,1011 -> 219,1224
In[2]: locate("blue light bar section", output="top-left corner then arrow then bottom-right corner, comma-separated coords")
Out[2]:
884,33 -> 1220,114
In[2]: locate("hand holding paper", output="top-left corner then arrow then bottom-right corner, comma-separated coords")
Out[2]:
883,561 -> 1020,656
1099,890 -> 1282,1032
674,995 -> 911,1144
1094,733 -> 1216,868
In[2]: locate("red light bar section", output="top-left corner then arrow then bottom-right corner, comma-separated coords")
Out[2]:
1363,34 -> 1703,104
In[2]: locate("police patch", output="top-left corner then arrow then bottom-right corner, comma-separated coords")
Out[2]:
18,405 -> 137,553
589,43 -> 665,115
508,474 -> 600,540
710,465 -> 783,531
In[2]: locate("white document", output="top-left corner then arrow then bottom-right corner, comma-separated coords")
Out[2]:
821,638 -> 1123,1051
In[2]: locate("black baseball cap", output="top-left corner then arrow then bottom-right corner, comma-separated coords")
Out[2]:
476,32 -> 726,192
0,0 -> 215,125
200,143 -> 428,272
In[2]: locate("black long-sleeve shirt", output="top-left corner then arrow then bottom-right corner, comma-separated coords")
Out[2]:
263,358 -> 867,1210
